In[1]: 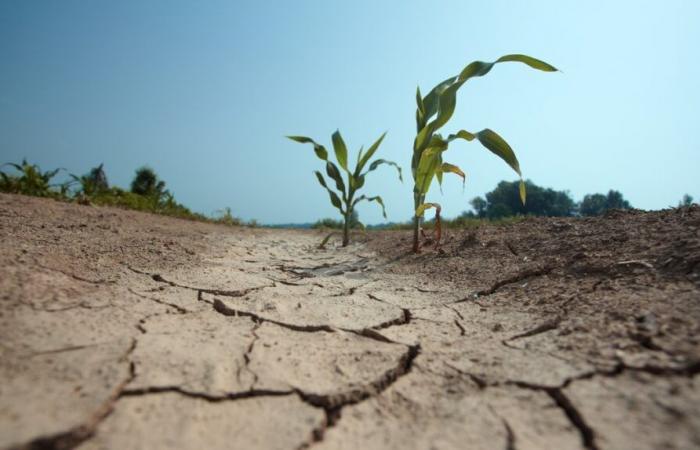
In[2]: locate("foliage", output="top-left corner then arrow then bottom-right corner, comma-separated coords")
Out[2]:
131,166 -> 167,200
0,159 -> 64,198
70,163 -> 110,197
213,207 -> 242,226
410,54 -> 557,252
288,130 -> 402,246
0,159 -> 238,225
679,194 -> 694,208
469,180 -> 576,219
312,210 -> 361,230
579,190 -> 631,216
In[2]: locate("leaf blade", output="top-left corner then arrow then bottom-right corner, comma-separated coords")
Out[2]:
331,130 -> 349,172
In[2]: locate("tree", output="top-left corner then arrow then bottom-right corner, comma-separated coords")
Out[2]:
679,194 -> 694,207
470,180 -> 575,219
579,190 -> 632,216
470,197 -> 487,218
579,193 -> 607,216
130,166 -> 167,199
87,163 -> 109,192
71,163 -> 109,196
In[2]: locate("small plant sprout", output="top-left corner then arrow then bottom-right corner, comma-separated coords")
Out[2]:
288,130 -> 402,247
411,54 -> 558,252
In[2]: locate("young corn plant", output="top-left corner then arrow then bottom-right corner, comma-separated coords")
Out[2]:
411,54 -> 558,252
0,159 -> 64,198
288,130 -> 402,247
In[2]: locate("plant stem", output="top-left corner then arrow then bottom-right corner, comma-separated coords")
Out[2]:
412,193 -> 423,253
342,209 -> 350,247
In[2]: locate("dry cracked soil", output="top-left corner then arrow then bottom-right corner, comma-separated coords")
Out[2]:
1,192 -> 699,450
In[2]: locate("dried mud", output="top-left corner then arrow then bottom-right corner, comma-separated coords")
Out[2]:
1,193 -> 698,450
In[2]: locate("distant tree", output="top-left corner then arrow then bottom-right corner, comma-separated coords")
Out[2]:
87,163 -> 109,192
475,180 -> 575,219
579,190 -> 632,216
604,190 -> 631,210
313,210 -> 361,230
579,193 -> 607,216
470,197 -> 488,218
679,194 -> 694,207
71,163 -> 109,196
130,166 -> 167,199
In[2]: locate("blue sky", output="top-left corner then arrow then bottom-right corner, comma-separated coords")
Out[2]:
1,1 -> 698,224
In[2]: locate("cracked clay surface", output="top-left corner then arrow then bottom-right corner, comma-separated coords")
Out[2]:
1,193 -> 699,450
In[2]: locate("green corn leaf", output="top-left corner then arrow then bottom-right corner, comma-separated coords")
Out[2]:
415,202 -> 441,218
415,147 -> 443,195
475,128 -> 522,176
318,232 -> 339,249
414,124 -> 433,153
431,78 -> 467,131
447,130 -> 476,142
519,179 -> 527,205
356,131 -> 387,175
366,159 -> 403,182
356,145 -> 364,166
287,135 -> 329,161
458,60 -> 496,82
437,162 -> 466,188
496,54 -> 558,72
421,76 -> 457,125
416,86 -> 425,115
314,171 -> 344,213
353,195 -> 387,218
331,130 -> 349,172
325,161 -> 346,198
351,174 -> 366,191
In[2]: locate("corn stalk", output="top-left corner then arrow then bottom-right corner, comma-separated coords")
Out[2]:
411,54 -> 558,253
288,131 -> 402,247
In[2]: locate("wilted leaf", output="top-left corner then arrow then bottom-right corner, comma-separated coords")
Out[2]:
366,159 -> 403,182
353,195 -> 387,218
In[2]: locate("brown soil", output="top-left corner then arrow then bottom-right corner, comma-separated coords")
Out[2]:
1,192 -> 699,450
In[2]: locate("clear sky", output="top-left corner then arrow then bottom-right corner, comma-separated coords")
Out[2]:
1,1 -> 698,224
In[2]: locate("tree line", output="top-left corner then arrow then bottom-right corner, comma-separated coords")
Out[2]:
464,180 -> 633,219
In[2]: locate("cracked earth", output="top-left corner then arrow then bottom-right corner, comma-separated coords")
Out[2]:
1,193 -> 699,450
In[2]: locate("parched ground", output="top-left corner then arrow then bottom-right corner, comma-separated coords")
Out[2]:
1,192 -> 699,450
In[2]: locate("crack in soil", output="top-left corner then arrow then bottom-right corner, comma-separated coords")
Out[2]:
474,266 -> 555,298
9,339 -> 138,450
237,322 -> 261,389
119,386 -> 294,402
126,266 -> 272,298
213,298 -> 412,349
454,319 -> 466,336
212,299 -> 335,333
546,389 -> 598,450
296,344 -> 421,449
127,287 -> 189,314
504,418 -> 516,450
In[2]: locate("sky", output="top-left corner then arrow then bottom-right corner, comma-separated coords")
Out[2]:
1,0 -> 698,224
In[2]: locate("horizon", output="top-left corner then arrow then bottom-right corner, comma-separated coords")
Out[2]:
2,1 -> 699,224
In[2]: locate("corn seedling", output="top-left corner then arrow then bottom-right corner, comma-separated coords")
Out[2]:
411,54 -> 557,252
288,130 -> 402,247
0,159 -> 64,198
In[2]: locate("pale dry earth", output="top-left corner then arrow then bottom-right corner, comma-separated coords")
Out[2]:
1,193 -> 699,450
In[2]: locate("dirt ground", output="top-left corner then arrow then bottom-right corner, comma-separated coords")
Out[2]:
1,192 -> 699,450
